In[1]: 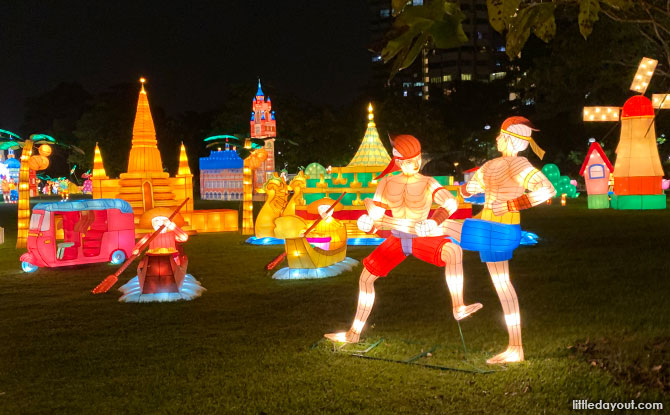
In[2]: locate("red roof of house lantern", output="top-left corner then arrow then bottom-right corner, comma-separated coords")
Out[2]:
579,142 -> 614,176
621,95 -> 654,118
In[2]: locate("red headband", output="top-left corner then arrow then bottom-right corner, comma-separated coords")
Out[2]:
375,134 -> 421,180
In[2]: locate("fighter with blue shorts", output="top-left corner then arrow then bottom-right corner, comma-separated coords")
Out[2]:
459,116 -> 556,364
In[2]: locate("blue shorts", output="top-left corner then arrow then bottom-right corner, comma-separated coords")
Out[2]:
460,219 -> 521,262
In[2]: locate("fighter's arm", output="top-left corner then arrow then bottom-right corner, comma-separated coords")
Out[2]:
427,178 -> 458,224
358,177 -> 390,233
365,177 -> 390,220
507,158 -> 556,211
460,166 -> 486,198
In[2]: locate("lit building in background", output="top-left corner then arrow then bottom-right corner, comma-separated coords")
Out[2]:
199,79 -> 277,201
369,0 -> 508,99
199,144 -> 244,201
92,79 -> 238,232
250,79 -> 276,185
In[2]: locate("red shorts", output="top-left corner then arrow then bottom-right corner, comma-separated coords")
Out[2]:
362,235 -> 450,277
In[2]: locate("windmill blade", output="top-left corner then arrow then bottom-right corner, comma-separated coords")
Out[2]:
644,92 -> 670,137
651,94 -> 670,109
583,107 -> 621,122
630,57 -> 657,94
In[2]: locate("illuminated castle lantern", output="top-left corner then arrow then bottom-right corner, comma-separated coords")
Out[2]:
92,78 -> 238,232
2,156 -> 20,183
583,57 -> 666,210
579,142 -> 614,209
199,140 -> 244,200
250,79 -> 276,185
293,103 -> 471,240
199,80 -> 277,201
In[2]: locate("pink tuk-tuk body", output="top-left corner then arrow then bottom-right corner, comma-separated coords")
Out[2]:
20,199 -> 135,272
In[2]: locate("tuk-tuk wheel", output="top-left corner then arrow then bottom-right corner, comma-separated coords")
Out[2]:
22,262 -> 38,273
110,250 -> 126,265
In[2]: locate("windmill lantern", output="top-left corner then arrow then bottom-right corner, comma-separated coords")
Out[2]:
583,57 -> 666,210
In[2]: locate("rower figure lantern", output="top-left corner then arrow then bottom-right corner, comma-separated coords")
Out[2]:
459,116 -> 555,363
325,134 -> 481,344
118,207 -> 205,302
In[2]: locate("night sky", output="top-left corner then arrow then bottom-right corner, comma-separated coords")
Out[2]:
0,1 -> 372,131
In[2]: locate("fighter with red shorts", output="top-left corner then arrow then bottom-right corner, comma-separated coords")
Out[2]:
325,134 -> 482,344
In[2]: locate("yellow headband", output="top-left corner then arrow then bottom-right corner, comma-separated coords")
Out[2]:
500,129 -> 545,160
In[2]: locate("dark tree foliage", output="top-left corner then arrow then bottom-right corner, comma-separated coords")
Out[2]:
517,15 -> 669,176
72,83 -> 137,177
21,82 -> 91,140
21,82 -> 91,178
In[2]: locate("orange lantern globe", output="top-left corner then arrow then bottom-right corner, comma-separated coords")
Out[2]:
247,148 -> 268,169
28,155 -> 49,171
38,144 -> 52,157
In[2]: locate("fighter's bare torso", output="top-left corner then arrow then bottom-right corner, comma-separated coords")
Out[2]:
377,173 -> 437,221
478,156 -> 532,209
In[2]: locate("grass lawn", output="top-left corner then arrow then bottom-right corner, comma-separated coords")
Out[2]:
0,197 -> 668,414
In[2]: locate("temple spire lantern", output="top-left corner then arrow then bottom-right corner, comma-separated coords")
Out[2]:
127,78 -> 164,173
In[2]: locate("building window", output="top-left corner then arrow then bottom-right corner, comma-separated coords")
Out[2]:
589,164 -> 605,179
461,73 -> 472,81
403,90 -> 408,97
497,46 -> 506,52
372,55 -> 382,62
490,72 -> 506,81
413,81 -> 424,87
442,74 -> 452,82
412,0 -> 423,5
380,8 -> 390,18
430,77 -> 442,84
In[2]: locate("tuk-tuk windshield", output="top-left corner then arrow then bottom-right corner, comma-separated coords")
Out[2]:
40,211 -> 51,231
29,213 -> 42,230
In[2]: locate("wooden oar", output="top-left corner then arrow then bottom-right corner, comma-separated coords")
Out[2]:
265,193 -> 347,272
302,192 -> 347,236
91,198 -> 189,294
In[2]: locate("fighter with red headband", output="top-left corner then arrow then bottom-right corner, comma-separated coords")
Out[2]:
459,116 -> 555,363
325,134 -> 482,344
